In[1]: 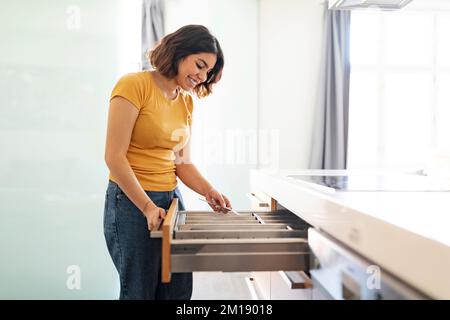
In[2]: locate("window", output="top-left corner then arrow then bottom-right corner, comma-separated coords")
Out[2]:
348,9 -> 450,171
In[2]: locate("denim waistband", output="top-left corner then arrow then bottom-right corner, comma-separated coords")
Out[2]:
107,180 -> 176,195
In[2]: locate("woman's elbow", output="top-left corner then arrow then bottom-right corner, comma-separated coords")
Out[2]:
104,151 -> 123,169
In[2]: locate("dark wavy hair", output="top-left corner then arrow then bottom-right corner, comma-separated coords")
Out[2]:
149,25 -> 224,98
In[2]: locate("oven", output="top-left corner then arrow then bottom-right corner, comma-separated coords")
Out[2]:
308,228 -> 427,300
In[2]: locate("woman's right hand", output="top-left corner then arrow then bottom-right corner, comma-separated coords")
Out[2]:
143,204 -> 167,231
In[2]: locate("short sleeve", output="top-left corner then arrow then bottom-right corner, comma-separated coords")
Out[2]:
110,73 -> 147,110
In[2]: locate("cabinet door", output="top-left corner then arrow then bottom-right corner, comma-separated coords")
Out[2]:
247,191 -> 273,211
249,272 -> 271,300
270,271 -> 312,300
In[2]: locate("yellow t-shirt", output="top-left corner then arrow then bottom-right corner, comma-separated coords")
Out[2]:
109,71 -> 193,191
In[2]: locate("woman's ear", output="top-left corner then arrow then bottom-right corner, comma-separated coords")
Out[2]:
214,68 -> 223,83
208,68 -> 223,85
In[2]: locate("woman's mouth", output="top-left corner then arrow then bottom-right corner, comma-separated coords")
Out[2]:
187,76 -> 198,87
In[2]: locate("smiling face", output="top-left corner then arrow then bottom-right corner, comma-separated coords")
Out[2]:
175,53 -> 217,92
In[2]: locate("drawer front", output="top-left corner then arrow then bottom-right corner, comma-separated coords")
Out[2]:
156,199 -> 311,283
171,241 -> 310,273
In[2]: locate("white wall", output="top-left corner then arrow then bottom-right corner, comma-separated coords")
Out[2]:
259,0 -> 325,169
165,0 -> 259,210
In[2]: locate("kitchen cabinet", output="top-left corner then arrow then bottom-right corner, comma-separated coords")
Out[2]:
248,271 -> 313,300
250,169 -> 450,299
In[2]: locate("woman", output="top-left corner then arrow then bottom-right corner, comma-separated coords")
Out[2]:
103,25 -> 230,300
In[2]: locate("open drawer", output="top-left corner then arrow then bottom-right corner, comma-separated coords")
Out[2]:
152,199 -> 310,283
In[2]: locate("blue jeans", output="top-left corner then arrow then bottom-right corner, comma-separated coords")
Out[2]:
103,180 -> 192,300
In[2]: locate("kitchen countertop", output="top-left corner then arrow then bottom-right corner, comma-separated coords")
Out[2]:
250,169 -> 450,299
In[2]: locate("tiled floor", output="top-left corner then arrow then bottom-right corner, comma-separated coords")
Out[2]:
191,272 -> 252,300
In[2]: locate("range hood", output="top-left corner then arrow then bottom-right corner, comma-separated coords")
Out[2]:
329,0 -> 414,10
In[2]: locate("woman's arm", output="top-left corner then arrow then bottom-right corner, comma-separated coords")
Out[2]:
105,96 -> 166,230
175,138 -> 232,210
175,163 -> 213,196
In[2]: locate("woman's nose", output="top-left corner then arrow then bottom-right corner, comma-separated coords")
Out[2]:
198,71 -> 207,82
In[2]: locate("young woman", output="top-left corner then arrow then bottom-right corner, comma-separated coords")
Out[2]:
103,25 -> 230,300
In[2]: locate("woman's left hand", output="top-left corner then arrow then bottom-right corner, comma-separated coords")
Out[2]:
205,188 -> 232,213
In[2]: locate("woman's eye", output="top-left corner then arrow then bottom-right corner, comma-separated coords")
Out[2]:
196,63 -> 203,69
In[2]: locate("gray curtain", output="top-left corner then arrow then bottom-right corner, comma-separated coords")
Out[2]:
309,8 -> 351,169
142,0 -> 165,70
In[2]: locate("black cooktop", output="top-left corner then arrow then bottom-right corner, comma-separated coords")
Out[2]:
287,174 -> 450,192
